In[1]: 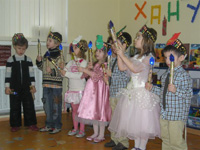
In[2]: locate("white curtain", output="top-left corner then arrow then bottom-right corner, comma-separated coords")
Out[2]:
0,0 -> 67,42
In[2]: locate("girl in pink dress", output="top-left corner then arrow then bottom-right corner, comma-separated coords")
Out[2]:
108,25 -> 160,150
77,35 -> 111,143
61,36 -> 88,138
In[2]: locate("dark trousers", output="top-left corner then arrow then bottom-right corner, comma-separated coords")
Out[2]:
9,91 -> 37,127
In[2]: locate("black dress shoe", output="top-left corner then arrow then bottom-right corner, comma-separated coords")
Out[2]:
104,140 -> 116,147
112,142 -> 128,150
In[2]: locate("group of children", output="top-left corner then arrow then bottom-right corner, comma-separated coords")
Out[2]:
4,24 -> 193,150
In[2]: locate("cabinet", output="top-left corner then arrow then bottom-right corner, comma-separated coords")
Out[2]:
153,67 -> 200,135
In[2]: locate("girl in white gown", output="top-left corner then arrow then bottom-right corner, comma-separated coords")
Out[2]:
108,25 -> 160,150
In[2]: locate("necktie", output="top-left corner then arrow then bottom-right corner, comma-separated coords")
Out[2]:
163,73 -> 169,110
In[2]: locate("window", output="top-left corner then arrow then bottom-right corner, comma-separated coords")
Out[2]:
0,0 -> 67,42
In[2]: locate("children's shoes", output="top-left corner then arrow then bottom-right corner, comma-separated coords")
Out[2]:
28,125 -> 39,131
76,131 -> 85,138
68,129 -> 79,136
11,127 -> 20,132
131,148 -> 143,150
49,128 -> 61,134
40,126 -> 53,132
86,136 -> 96,141
93,137 -> 105,143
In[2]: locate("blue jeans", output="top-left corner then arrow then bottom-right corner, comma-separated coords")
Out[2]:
42,87 -> 62,129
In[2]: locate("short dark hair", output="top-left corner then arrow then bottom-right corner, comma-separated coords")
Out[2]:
162,45 -> 183,57
117,32 -> 132,49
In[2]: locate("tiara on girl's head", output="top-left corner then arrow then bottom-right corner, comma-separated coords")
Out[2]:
12,33 -> 24,45
166,33 -> 187,55
48,32 -> 62,42
76,42 -> 85,52
72,35 -> 86,52
139,25 -> 156,43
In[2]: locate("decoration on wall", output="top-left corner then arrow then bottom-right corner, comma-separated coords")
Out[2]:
133,0 -> 199,25
190,44 -> 200,66
168,0 -> 180,22
155,44 -> 165,63
162,16 -> 167,36
151,5 -> 161,24
187,0 -> 200,23
0,46 -> 11,66
134,1 -> 147,20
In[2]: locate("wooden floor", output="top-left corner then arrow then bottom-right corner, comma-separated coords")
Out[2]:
0,112 -> 200,150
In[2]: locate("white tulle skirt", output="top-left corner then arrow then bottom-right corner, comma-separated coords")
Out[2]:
108,87 -> 161,140
64,91 -> 83,104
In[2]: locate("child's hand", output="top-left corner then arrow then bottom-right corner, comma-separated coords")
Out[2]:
78,67 -> 85,72
59,62 -> 65,70
145,82 -> 153,91
87,62 -> 93,69
168,84 -> 176,93
103,75 -> 109,85
5,87 -> 11,95
60,70 -> 66,76
37,56 -> 42,62
46,66 -> 52,74
106,69 -> 112,77
30,86 -> 36,93
116,40 -> 125,57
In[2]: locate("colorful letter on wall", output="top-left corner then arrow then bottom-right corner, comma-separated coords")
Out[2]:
151,5 -> 161,24
134,1 -> 147,20
187,0 -> 200,23
168,0 -> 180,22
162,16 -> 167,36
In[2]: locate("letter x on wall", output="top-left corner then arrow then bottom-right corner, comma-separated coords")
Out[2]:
135,1 -> 147,20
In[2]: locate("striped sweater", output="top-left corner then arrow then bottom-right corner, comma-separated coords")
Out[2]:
36,48 -> 63,87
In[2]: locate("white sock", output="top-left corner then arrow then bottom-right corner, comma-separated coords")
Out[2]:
134,138 -> 140,148
138,138 -> 148,150
90,124 -> 98,138
97,125 -> 105,139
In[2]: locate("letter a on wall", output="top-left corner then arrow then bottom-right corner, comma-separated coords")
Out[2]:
168,0 -> 180,22
151,5 -> 161,24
